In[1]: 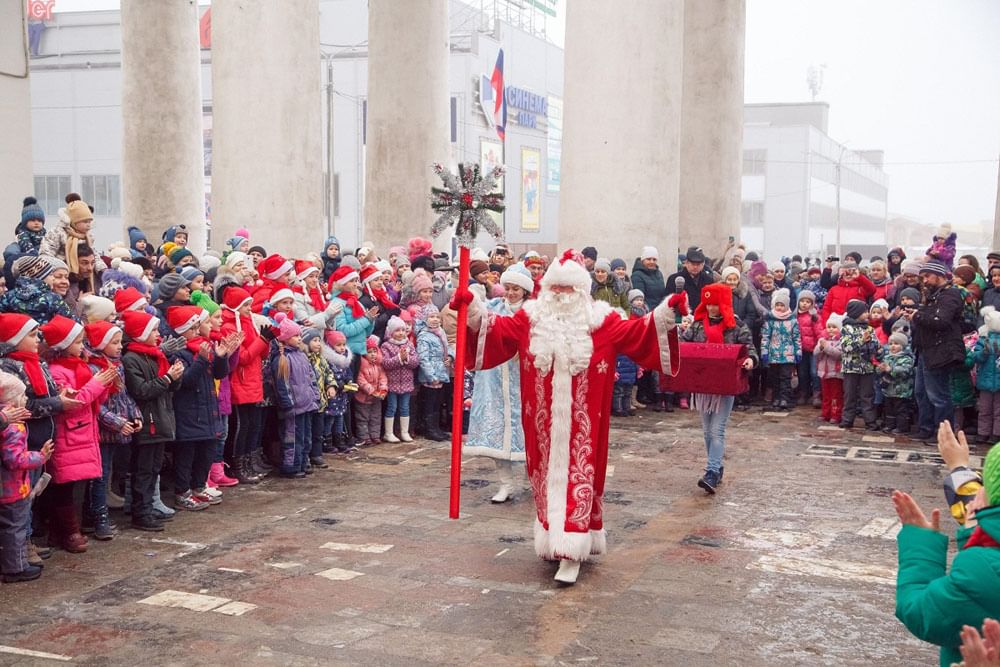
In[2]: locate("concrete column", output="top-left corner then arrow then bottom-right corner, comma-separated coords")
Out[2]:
678,0 -> 746,260
0,0 -> 33,224
558,0 -> 684,264
121,1 -> 205,253
364,0 -> 450,253
993,156 -> 1000,252
211,0 -> 323,257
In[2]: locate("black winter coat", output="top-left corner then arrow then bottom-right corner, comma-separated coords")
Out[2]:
911,286 -> 965,370
630,260 -> 668,308
665,268 -> 716,309
168,348 -> 229,442
0,353 -> 62,450
123,351 -> 181,444
731,287 -> 759,332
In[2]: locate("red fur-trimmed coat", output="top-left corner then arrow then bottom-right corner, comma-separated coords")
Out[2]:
466,299 -> 679,562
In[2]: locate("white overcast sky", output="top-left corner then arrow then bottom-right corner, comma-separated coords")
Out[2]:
54,0 -> 1000,228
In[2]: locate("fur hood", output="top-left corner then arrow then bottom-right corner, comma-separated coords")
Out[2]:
324,345 -> 353,369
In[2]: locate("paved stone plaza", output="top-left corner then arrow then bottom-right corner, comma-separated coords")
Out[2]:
0,407 -> 956,665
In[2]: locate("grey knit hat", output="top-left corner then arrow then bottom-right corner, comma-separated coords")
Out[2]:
628,289 -> 644,304
797,289 -> 816,305
888,331 -> 909,347
157,272 -> 192,301
301,328 -> 322,346
594,258 -> 612,273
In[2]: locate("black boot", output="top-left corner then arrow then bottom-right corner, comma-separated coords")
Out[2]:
250,450 -> 272,476
236,455 -> 260,485
92,508 -> 116,541
322,433 -> 336,454
662,394 -> 673,412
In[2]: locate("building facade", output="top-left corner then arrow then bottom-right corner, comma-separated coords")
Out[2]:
26,1 -> 563,255
740,102 -> 889,260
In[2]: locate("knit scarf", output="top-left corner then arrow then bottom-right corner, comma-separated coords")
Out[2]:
367,284 -> 397,311
691,316 -> 728,415
64,225 -> 88,275
294,284 -> 328,313
49,354 -> 93,390
7,351 -> 49,396
965,525 -> 1000,549
126,341 -> 170,376
702,317 -> 726,344
88,354 -> 121,394
333,290 -> 365,318
770,308 -> 793,320
186,335 -> 211,357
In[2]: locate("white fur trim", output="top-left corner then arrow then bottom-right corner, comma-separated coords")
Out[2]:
49,321 -> 84,351
139,317 -> 159,343
94,325 -> 121,351
540,258 -> 591,292
652,302 -> 678,377
127,297 -> 148,312
589,528 -> 607,556
264,260 -> 293,281
500,267 -> 534,294
534,518 -> 594,562
173,309 -> 206,335
4,317 -> 39,346
295,265 -> 319,281
269,288 -> 295,305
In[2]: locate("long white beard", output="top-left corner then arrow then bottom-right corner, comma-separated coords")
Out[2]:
525,290 -> 594,376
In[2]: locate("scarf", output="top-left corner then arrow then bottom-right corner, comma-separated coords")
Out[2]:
49,355 -> 93,391
294,284 -> 328,313
127,341 -> 170,376
333,290 -> 365,318
186,335 -> 212,357
367,284 -> 397,311
7,350 -> 49,396
770,308 -> 793,320
64,224 -> 88,275
702,317 -> 726,344
89,354 -> 121,394
965,525 -> 1000,549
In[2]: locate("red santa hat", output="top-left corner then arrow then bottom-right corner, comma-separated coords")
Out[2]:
167,305 -> 207,335
114,286 -> 148,314
222,287 -> 253,312
40,315 -> 84,351
0,313 -> 39,347
121,310 -> 160,342
328,265 -> 359,293
85,321 -> 122,351
359,264 -> 382,286
260,253 -> 292,281
268,288 -> 295,306
693,284 -> 735,329
294,259 -> 319,281
540,249 -> 592,292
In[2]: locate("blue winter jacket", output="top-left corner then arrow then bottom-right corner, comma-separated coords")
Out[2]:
973,331 -> 1000,392
271,345 -> 321,416
615,354 -> 638,385
416,329 -> 450,385
169,347 -> 229,442
332,294 -> 374,356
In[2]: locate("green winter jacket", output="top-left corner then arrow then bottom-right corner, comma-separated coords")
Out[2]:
895,506 -> 1000,666
879,349 -> 914,398
591,276 -> 628,311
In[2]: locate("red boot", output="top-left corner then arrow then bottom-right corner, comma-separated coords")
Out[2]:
209,462 -> 239,488
54,506 -> 88,553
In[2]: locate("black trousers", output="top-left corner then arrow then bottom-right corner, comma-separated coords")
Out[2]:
172,439 -> 214,495
232,404 -> 262,459
130,441 -> 165,520
842,373 -> 877,426
768,363 -> 794,405
883,396 -> 913,431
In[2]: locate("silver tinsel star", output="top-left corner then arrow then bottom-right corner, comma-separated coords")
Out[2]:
430,162 -> 506,248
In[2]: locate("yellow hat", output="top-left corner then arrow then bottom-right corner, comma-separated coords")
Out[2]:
66,200 -> 92,224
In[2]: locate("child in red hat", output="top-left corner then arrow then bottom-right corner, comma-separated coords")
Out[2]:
40,315 -> 117,553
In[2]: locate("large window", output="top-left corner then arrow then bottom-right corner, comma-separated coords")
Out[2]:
81,175 -> 121,216
32,175 -> 72,215
743,149 -> 767,176
742,201 -> 765,227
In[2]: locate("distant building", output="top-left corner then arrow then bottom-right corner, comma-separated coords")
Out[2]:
741,102 -> 889,260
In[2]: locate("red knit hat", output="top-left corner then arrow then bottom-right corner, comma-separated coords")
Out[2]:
260,253 -> 292,281
114,286 -> 147,314
294,259 -> 319,280
84,321 -> 122,351
693,284 -> 735,329
167,305 -> 207,335
359,264 -> 382,286
0,313 -> 39,347
365,335 -> 380,351
121,310 -> 160,342
222,287 -> 253,312
40,315 -> 84,351
328,265 -> 359,293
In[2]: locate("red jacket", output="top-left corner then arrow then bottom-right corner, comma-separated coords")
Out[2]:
821,274 -> 876,325
48,363 -> 111,484
796,311 -> 824,353
221,311 -> 270,405
250,278 -> 287,314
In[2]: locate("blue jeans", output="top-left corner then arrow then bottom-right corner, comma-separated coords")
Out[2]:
700,395 -> 735,474
915,358 -> 954,433
214,416 -> 229,464
87,443 -> 114,513
281,413 -> 313,473
385,392 -> 411,418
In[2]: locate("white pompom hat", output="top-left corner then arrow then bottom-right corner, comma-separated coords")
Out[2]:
540,250 -> 592,292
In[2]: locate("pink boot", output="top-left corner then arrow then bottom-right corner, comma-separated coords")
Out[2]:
209,461 -> 239,487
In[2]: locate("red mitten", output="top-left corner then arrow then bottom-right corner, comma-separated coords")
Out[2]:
667,293 -> 688,317
449,288 -> 473,311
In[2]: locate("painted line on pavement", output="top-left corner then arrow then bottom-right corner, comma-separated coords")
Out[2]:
315,567 -> 365,581
748,554 -> 895,585
138,589 -> 258,616
319,542 -> 394,554
857,517 -> 902,540
0,645 -> 72,661
267,562 -> 302,569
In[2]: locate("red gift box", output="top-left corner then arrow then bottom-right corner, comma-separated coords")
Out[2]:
659,342 -> 749,396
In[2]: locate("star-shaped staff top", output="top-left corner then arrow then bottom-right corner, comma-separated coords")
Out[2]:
429,162 -> 506,248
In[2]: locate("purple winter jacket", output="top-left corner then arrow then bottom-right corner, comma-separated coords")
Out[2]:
270,345 -> 320,416
380,338 -> 419,394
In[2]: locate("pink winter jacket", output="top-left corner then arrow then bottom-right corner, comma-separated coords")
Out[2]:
814,334 -> 844,380
48,363 -> 111,484
796,311 -> 825,353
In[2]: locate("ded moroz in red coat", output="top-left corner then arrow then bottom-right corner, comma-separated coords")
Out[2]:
466,275 -> 679,562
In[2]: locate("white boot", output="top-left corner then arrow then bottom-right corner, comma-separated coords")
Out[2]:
383,418 -> 400,443
554,559 -> 581,584
491,459 -> 515,503
399,416 -> 413,442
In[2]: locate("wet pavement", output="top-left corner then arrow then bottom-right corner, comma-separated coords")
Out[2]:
0,405 -> 965,665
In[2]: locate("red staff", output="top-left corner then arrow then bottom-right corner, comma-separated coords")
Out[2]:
430,163 -> 505,519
